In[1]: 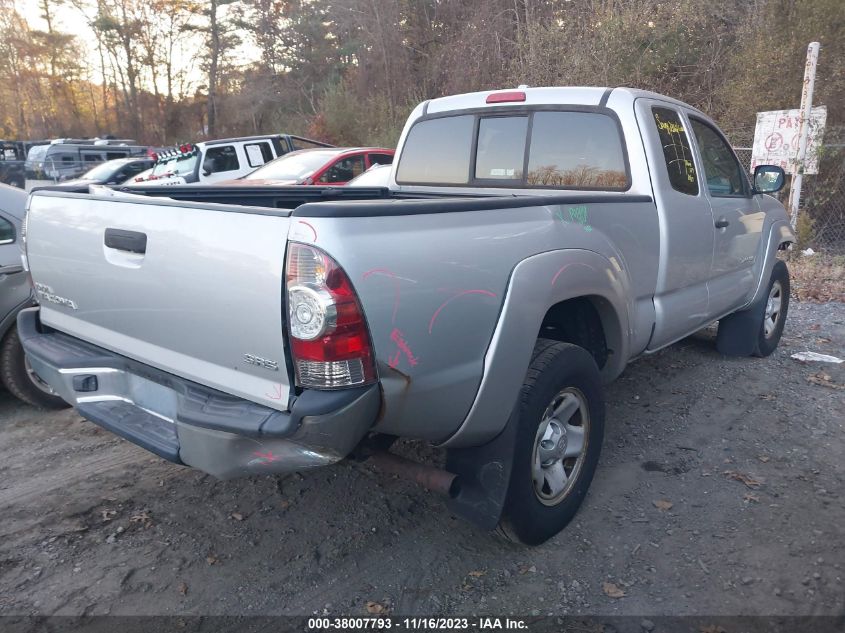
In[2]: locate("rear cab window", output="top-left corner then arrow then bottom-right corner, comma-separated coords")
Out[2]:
396,109 -> 629,190
651,107 -> 698,196
245,142 -> 273,168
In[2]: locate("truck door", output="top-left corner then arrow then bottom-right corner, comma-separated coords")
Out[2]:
200,144 -> 242,183
687,116 -> 764,317
635,99 -> 714,349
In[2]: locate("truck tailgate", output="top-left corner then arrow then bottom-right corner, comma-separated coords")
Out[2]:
25,190 -> 293,411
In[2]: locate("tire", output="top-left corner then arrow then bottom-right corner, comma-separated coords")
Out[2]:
752,260 -> 790,357
497,340 -> 605,545
0,326 -> 69,409
716,260 -> 790,358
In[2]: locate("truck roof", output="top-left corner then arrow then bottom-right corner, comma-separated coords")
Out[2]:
423,86 -> 706,118
203,134 -> 333,148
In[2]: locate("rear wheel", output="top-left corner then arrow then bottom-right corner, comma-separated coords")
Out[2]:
0,326 -> 69,409
498,340 -> 604,545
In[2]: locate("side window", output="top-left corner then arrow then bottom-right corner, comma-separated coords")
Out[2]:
0,216 -> 14,243
690,119 -> 746,196
651,107 -> 698,195
475,116 -> 528,181
107,151 -> 128,160
245,142 -> 273,168
319,155 -> 366,183
368,153 -> 394,166
121,163 -> 147,179
204,145 -> 240,174
527,112 -> 628,189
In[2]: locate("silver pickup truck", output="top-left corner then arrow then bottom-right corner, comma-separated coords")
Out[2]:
19,87 -> 794,545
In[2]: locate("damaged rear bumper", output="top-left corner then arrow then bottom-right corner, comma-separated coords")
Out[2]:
17,307 -> 380,479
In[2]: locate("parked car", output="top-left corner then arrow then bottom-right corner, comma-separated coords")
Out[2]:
24,138 -> 148,189
0,141 -> 27,189
59,157 -> 155,187
346,163 -> 391,187
19,87 -> 794,544
131,135 -> 334,187
0,184 -> 68,408
223,147 -> 395,186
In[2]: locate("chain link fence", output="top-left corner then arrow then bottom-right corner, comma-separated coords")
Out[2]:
733,126 -> 845,253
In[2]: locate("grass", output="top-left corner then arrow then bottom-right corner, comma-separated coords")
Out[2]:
783,251 -> 845,302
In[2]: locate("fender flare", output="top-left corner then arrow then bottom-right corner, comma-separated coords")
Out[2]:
742,219 -> 795,310
442,249 -> 630,529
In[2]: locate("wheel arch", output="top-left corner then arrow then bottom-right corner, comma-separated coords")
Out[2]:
441,248 -> 630,449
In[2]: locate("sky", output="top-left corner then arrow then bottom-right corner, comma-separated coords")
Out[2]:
15,0 -> 260,88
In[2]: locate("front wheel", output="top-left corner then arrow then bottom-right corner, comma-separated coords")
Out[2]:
0,326 -> 70,409
753,260 -> 790,357
498,340 -> 605,545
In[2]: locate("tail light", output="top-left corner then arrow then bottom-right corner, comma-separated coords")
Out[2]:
285,242 -> 376,389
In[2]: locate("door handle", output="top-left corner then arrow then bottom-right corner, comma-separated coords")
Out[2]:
0,265 -> 23,275
714,217 -> 730,229
104,228 -> 147,254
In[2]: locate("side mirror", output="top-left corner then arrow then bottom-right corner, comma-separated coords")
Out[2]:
752,165 -> 785,194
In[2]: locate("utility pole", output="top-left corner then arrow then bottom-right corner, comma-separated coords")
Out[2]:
787,41 -> 820,228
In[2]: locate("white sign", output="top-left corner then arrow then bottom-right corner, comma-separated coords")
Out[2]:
751,106 -> 827,174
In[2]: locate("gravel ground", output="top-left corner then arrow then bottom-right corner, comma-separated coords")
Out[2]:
0,300 -> 842,618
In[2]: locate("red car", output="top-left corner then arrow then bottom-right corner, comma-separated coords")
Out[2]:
220,147 -> 395,186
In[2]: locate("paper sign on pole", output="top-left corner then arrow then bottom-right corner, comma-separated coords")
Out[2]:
751,106 -> 826,174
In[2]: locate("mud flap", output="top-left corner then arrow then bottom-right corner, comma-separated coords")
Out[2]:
444,412 -> 519,531
716,294 -> 766,356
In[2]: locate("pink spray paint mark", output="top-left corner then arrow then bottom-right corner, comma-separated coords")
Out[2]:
252,450 -> 277,464
297,220 -> 318,242
428,289 -> 497,334
362,268 -> 403,324
265,383 -> 284,400
551,262 -> 598,286
388,327 -> 419,368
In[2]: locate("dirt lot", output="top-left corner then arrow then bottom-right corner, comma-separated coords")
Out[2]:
0,299 -> 842,619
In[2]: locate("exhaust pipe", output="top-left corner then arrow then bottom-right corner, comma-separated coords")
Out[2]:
367,449 -> 460,498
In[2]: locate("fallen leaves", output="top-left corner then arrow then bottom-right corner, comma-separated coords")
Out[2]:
743,493 -> 760,503
177,582 -> 188,596
724,470 -> 763,488
653,499 -> 673,511
807,372 -> 844,390
130,511 -> 153,529
467,570 -> 486,578
757,455 -> 770,463
100,509 -> 117,522
365,601 -> 389,615
230,512 -> 244,521
602,581 -> 626,598
517,564 -> 537,575
206,555 -> 218,565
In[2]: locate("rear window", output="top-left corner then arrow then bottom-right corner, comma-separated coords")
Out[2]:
396,110 -> 628,189
527,112 -> 627,189
475,116 -> 528,181
395,115 -> 474,184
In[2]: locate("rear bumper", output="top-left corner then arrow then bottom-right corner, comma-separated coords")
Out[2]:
17,307 -> 380,479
